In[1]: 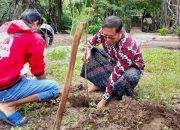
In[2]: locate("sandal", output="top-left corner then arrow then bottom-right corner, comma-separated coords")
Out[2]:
0,111 -> 28,126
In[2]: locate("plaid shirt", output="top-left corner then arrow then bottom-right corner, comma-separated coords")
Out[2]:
86,30 -> 145,101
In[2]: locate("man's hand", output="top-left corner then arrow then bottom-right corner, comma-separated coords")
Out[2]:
82,52 -> 91,63
81,44 -> 92,63
97,98 -> 108,109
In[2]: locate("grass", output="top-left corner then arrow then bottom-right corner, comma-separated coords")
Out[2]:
45,46 -> 70,60
45,46 -> 83,85
45,46 -> 70,85
135,48 -> 180,105
45,47 -> 180,105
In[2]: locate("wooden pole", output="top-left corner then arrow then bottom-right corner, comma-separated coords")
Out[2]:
53,22 -> 84,130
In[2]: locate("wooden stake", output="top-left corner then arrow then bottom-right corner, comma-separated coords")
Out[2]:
53,22 -> 84,130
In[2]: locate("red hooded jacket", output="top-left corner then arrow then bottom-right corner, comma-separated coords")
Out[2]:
0,20 -> 45,90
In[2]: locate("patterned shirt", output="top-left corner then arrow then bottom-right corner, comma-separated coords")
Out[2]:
86,30 -> 145,101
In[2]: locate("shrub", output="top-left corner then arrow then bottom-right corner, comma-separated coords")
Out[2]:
158,27 -> 169,36
174,26 -> 180,37
88,23 -> 101,34
58,15 -> 72,31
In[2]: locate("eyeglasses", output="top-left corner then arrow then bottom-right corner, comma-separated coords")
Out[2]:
101,32 -> 119,40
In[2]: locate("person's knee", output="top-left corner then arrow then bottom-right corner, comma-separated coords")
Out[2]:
48,80 -> 61,98
124,68 -> 141,85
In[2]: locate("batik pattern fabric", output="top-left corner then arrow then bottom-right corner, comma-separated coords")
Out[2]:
80,48 -> 141,100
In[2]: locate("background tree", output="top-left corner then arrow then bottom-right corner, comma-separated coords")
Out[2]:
0,0 -> 179,33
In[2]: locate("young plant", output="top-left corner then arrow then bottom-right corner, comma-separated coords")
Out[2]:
158,27 -> 169,36
174,26 -> 180,44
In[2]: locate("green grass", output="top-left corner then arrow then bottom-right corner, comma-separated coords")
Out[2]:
45,46 -> 70,60
45,47 -> 180,105
45,46 -> 83,85
45,46 -> 70,84
135,48 -> 180,105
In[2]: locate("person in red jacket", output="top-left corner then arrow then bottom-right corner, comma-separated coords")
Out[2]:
0,9 -> 60,126
81,16 -> 145,109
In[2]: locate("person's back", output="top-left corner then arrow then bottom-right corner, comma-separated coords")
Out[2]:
0,20 -> 45,90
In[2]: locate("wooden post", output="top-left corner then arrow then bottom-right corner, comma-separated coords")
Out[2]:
140,16 -> 143,32
53,22 -> 84,130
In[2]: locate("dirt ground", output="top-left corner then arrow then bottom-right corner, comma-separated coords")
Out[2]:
130,27 -> 180,49
51,30 -> 180,50
0,79 -> 179,130
66,82 -> 180,130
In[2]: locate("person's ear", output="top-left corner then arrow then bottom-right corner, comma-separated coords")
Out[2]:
31,20 -> 40,30
33,20 -> 39,26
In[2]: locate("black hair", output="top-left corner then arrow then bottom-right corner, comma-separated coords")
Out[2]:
102,16 -> 123,33
20,9 -> 43,25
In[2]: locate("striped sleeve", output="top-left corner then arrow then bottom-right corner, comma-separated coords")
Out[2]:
86,30 -> 102,51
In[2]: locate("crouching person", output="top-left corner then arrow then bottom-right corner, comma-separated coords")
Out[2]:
81,16 -> 145,109
39,23 -> 55,46
0,9 -> 61,126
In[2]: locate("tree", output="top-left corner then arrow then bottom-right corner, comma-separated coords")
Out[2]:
57,0 -> 62,19
57,0 -> 63,31
0,0 -> 8,24
161,0 -> 169,27
167,0 -> 180,29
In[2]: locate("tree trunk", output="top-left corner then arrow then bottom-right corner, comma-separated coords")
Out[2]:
161,0 -> 169,27
167,0 -> 178,29
178,0 -> 180,25
22,0 -> 27,10
57,0 -> 62,19
12,0 -> 20,20
22,0 -> 36,9
51,0 -> 58,32
173,0 -> 180,26
56,0 -> 63,31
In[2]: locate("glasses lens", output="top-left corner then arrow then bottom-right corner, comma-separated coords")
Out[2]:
102,33 -> 116,40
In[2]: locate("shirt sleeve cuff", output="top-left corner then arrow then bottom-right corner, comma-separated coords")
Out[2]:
103,92 -> 112,101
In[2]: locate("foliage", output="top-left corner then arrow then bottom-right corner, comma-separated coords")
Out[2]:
0,0 -> 165,32
84,0 -> 162,33
58,15 -> 72,30
0,0 -> 8,14
0,0 -> 8,24
94,0 -> 133,32
158,27 -> 169,36
70,5 -> 91,35
88,23 -> 101,34
174,26 -> 180,37
45,47 -> 70,61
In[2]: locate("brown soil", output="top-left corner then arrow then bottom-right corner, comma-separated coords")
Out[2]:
53,34 -> 73,46
69,95 -> 90,108
0,81 -> 180,130
67,94 -> 180,130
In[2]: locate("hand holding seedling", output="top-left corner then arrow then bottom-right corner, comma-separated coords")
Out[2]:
81,45 -> 91,63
